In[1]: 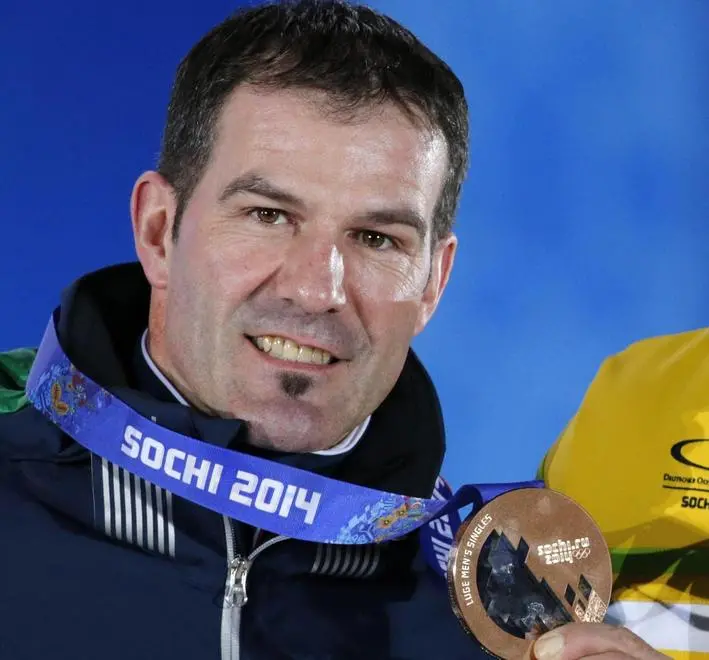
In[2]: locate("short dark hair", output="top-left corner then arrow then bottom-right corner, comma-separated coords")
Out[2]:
158,0 -> 469,243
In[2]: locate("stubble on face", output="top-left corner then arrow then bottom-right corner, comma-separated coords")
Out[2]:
142,86 -> 452,452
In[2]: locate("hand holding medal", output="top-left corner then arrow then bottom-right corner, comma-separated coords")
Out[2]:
447,488 -> 667,660
446,488 -> 665,659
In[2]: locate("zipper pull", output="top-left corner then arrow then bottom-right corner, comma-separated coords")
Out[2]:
224,556 -> 251,608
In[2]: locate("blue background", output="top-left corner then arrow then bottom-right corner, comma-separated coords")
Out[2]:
1,1 -> 707,487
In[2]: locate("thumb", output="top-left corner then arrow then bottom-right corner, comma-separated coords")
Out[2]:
524,623 -> 667,660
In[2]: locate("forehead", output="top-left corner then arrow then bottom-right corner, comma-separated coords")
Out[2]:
206,85 -> 448,222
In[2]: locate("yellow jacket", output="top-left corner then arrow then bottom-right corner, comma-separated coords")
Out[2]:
540,328 -> 709,659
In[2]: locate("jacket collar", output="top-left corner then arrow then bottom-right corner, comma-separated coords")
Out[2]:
55,262 -> 446,497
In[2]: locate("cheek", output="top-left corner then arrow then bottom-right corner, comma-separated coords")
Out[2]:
347,257 -> 428,349
200,231 -> 282,302
348,255 -> 429,303
166,231 -> 233,338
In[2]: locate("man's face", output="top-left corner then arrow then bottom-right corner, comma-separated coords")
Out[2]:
134,86 -> 456,452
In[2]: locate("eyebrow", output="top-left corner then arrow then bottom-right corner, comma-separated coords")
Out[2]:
218,172 -> 306,209
219,171 -> 428,242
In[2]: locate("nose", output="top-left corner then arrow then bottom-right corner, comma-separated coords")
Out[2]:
275,234 -> 347,314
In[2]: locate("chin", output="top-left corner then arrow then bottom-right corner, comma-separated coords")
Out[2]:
244,412 -> 332,454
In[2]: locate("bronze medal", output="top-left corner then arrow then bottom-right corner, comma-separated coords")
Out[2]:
447,488 -> 612,659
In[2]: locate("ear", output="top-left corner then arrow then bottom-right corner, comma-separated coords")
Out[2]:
130,171 -> 177,290
414,233 -> 457,335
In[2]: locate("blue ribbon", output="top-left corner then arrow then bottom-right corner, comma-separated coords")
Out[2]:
26,313 -> 542,571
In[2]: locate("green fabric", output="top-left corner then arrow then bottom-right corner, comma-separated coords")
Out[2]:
610,545 -> 708,578
0,347 -> 37,413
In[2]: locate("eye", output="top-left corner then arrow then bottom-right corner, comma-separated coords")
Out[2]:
249,208 -> 289,225
354,230 -> 394,250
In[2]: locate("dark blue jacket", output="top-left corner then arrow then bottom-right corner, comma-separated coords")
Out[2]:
0,264 -> 486,659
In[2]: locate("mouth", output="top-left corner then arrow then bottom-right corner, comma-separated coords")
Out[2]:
247,335 -> 339,366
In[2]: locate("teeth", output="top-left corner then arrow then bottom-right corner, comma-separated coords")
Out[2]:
282,340 -> 299,361
270,337 -> 284,358
252,335 -> 333,365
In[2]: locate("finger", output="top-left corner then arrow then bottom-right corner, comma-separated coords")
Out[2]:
529,623 -> 668,660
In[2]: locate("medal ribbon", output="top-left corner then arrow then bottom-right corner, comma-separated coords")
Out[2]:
26,312 -> 542,572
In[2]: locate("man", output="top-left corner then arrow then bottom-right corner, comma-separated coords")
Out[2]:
540,330 -> 709,658
0,1 -> 666,658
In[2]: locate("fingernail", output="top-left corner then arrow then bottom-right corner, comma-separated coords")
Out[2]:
534,632 -> 565,660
